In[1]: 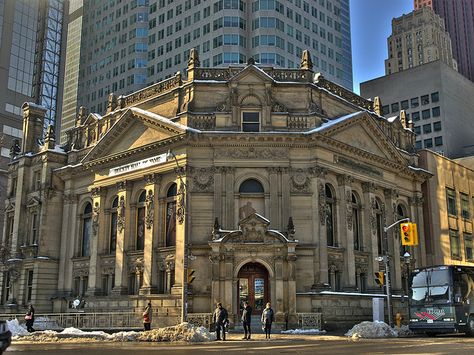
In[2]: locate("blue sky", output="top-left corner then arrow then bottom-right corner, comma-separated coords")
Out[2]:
350,0 -> 414,93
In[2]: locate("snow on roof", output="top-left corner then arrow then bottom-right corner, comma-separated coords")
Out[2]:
303,111 -> 364,134
408,165 -> 433,175
130,107 -> 201,133
386,115 -> 398,123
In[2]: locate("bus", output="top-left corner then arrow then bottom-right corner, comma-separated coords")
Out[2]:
409,265 -> 474,336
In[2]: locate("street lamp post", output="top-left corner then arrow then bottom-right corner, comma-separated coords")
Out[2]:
383,217 -> 410,327
167,150 -> 188,323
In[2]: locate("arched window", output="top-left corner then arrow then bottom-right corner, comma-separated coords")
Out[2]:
239,179 -> 264,193
166,183 -> 177,247
375,199 -> 384,255
352,192 -> 362,251
81,202 -> 92,257
325,184 -> 336,247
238,178 -> 265,219
136,191 -> 146,250
109,197 -> 118,254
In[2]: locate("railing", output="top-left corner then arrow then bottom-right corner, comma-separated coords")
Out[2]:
287,116 -> 309,130
190,114 -> 216,130
296,313 -> 322,330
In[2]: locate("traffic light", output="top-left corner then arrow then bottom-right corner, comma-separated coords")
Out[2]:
187,269 -> 195,284
400,222 -> 418,246
374,271 -> 384,287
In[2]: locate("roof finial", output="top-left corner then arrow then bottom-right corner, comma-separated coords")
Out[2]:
300,50 -> 313,71
373,96 -> 382,116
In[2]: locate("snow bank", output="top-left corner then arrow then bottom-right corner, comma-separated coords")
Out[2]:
281,329 -> 326,335
13,322 -> 215,343
6,319 -> 29,336
345,321 -> 397,338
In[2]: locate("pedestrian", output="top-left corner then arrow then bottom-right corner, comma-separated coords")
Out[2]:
261,302 -> 274,340
241,301 -> 252,340
143,302 -> 152,331
25,304 -> 35,332
212,302 -> 228,341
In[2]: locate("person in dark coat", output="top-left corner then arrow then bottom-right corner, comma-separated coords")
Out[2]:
143,302 -> 152,331
261,302 -> 274,339
212,302 -> 228,340
25,304 -> 35,332
241,301 -> 252,340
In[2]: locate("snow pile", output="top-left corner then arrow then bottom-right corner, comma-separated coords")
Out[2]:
345,321 -> 398,339
281,329 -> 326,335
13,322 -> 215,343
33,317 -> 62,331
6,319 -> 29,336
395,325 -> 413,338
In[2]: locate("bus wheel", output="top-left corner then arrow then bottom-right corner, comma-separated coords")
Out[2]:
426,332 -> 438,337
466,317 -> 474,337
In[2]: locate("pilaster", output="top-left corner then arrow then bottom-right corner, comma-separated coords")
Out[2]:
362,182 -> 377,289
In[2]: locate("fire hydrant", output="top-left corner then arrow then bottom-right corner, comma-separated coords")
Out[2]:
395,313 -> 402,327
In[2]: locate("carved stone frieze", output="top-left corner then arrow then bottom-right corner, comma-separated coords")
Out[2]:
318,183 -> 326,225
190,167 -> 215,192
176,183 -> 185,224
215,147 -> 288,160
361,182 -> 375,193
92,202 -> 100,235
116,181 -> 129,192
337,174 -> 353,186
144,173 -> 161,185
346,190 -> 353,231
409,195 -> 423,206
117,196 -> 125,232
384,188 -> 399,200
290,168 -> 311,193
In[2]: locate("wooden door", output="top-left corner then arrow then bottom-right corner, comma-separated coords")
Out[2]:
238,263 -> 269,314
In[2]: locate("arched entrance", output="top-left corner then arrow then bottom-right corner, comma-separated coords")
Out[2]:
237,263 -> 269,314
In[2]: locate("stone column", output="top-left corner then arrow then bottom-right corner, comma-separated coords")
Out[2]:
337,174 -> 356,290
281,168 -> 291,231
140,174 -> 160,295
275,256 -> 285,321
313,168 -> 327,287
286,253 -> 298,324
268,168 -> 280,229
172,174 -> 187,293
214,168 -> 223,226
384,188 -> 402,291
87,187 -> 107,295
224,168 -> 235,229
57,192 -> 78,297
362,182 -> 378,290
112,181 -> 131,295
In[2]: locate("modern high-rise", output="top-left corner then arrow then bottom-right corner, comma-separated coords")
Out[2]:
384,6 -> 456,75
60,0 -> 353,141
414,0 -> 474,82
0,0 -> 66,238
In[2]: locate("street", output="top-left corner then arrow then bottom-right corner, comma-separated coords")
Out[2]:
6,333 -> 474,355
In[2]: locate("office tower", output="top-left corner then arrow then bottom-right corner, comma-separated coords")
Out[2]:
384,6 -> 456,75
0,0 -> 66,237
361,60 -> 474,159
415,0 -> 474,83
60,0 -> 353,142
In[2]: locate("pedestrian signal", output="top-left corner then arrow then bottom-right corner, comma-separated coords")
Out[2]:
374,271 -> 384,287
400,222 -> 418,246
187,269 -> 196,284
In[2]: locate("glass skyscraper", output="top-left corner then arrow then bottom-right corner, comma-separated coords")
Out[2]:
61,0 -> 353,141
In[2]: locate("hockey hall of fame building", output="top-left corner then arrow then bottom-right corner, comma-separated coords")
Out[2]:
1,50 -> 430,328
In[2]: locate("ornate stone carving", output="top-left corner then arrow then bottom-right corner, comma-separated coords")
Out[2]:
337,174 -> 353,186
92,202 -> 100,235
409,195 -> 423,206
190,167 -> 215,192
361,182 -> 375,193
145,190 -> 154,229
63,193 -> 78,205
346,190 -> 353,231
116,181 -> 128,192
318,183 -> 326,225
215,147 -> 288,160
176,183 -> 185,225
144,174 -> 161,185
309,166 -> 327,178
290,168 -> 311,193
117,196 -> 125,232
308,101 -> 323,115
384,188 -> 399,200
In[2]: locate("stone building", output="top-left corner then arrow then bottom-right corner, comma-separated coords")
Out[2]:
0,51 -> 430,328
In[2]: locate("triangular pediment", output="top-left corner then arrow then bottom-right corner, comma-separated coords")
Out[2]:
82,108 -> 190,164
317,112 -> 406,165
229,65 -> 274,85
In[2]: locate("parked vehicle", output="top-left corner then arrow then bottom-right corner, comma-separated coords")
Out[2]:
409,265 -> 474,336
0,320 -> 11,354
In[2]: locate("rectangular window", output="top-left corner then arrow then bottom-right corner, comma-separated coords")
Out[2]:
434,136 -> 443,146
411,97 -> 419,108
423,124 -> 431,134
26,270 -> 33,302
446,188 -> 457,216
432,106 -> 440,117
413,126 -> 421,135
422,109 -> 431,119
431,92 -> 439,102
433,121 -> 442,131
401,100 -> 409,110
450,229 -> 461,259
412,111 -> 420,121
242,112 -> 260,132
421,94 -> 430,105
424,138 -> 433,148
465,234 -> 474,262
391,103 -> 399,113
382,105 -> 389,115
461,193 -> 471,219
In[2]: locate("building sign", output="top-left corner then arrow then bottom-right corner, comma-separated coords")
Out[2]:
109,154 -> 167,176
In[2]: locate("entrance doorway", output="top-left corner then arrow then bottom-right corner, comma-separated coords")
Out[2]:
237,263 -> 269,314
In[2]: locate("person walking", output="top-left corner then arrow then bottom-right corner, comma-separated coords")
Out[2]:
25,304 -> 35,332
261,302 -> 274,340
241,301 -> 252,340
143,302 -> 152,331
212,302 -> 228,341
